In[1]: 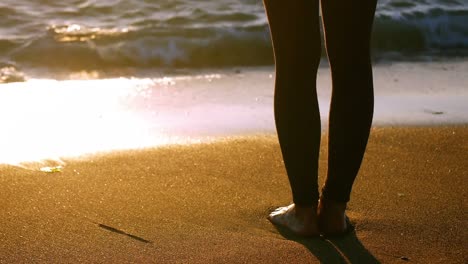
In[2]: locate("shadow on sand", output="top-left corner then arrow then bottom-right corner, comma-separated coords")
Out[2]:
274,225 -> 380,263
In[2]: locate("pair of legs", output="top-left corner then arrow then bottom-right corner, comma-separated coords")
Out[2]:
264,0 -> 377,236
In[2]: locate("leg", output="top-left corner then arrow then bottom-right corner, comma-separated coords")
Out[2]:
265,0 -> 322,207
263,0 -> 322,236
319,0 -> 377,234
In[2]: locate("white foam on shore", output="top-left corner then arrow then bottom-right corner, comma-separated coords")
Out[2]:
0,61 -> 467,164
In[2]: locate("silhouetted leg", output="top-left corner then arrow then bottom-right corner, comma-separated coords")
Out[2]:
320,0 -> 377,203
264,0 -> 322,207
263,0 -> 322,236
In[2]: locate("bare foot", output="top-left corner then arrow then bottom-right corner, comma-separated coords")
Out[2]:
267,204 -> 319,237
317,198 -> 349,235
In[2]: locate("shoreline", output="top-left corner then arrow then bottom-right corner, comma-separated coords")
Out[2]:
1,60 -> 468,164
1,126 -> 467,263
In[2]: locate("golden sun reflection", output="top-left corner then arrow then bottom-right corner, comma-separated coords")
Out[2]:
49,24 -> 130,42
0,71 -> 271,165
0,78 -> 176,164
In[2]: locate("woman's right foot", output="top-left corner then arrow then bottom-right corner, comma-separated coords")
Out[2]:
317,198 -> 351,236
268,204 -> 319,237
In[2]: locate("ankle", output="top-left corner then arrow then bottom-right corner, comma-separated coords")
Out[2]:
318,197 -> 347,215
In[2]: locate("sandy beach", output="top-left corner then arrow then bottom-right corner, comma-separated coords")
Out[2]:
1,126 -> 466,263
1,0 -> 468,262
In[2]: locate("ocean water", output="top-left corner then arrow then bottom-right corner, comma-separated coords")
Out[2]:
0,0 -> 468,80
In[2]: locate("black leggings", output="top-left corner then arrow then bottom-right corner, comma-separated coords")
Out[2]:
264,0 -> 377,205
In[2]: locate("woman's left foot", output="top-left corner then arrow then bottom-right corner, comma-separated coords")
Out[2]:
268,204 -> 319,237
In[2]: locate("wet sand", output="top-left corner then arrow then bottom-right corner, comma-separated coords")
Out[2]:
1,60 -> 468,164
1,126 -> 467,263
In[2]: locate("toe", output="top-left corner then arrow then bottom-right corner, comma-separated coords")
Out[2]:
267,204 -> 294,225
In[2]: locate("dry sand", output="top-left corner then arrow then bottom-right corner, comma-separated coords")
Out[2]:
1,126 -> 467,263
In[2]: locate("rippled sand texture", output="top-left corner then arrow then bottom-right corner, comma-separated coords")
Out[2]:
1,127 -> 467,263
